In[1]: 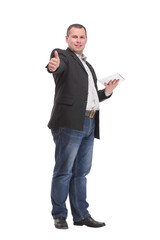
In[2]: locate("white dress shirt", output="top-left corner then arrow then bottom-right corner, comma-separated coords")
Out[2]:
76,53 -> 110,111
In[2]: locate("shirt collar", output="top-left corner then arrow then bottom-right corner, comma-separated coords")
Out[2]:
75,53 -> 87,61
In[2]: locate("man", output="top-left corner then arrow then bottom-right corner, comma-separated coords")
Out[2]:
46,24 -> 119,229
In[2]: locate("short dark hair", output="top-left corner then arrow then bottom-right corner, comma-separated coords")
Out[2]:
67,24 -> 87,37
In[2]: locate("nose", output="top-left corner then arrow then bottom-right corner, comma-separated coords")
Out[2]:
76,37 -> 81,43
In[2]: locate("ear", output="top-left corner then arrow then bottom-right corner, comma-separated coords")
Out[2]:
65,36 -> 68,43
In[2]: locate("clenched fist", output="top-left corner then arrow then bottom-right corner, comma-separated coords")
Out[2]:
48,51 -> 60,72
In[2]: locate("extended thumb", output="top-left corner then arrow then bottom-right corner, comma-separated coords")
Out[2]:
54,50 -> 59,59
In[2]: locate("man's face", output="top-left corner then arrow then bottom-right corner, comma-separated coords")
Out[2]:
66,27 -> 87,55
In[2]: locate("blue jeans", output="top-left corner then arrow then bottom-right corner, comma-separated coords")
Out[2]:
51,116 -> 95,222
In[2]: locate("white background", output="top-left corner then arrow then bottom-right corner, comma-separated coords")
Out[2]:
1,0 -> 160,239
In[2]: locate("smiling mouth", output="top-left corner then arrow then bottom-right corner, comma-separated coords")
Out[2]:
75,45 -> 82,48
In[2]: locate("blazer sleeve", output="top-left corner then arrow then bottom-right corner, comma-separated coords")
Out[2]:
98,89 -> 113,102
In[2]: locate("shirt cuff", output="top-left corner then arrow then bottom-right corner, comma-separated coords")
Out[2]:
105,91 -> 112,97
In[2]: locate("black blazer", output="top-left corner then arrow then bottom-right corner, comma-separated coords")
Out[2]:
46,48 -> 112,139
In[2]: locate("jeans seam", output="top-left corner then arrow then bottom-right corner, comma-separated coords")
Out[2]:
74,157 -> 84,220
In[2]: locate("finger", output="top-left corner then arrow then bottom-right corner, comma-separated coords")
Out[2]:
109,80 -> 113,85
49,62 -> 57,70
50,57 -> 59,62
49,60 -> 59,70
54,50 -> 59,59
112,80 -> 116,84
50,59 -> 59,65
49,65 -> 57,72
113,79 -> 119,85
114,83 -> 118,88
49,63 -> 56,70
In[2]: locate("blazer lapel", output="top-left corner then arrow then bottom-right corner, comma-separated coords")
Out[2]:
66,48 -> 87,74
85,61 -> 97,89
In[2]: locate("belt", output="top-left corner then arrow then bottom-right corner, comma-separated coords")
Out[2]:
85,110 -> 96,118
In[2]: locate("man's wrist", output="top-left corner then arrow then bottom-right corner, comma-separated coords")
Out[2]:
105,90 -> 112,97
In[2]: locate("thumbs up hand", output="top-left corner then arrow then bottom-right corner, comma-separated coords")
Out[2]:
48,50 -> 60,72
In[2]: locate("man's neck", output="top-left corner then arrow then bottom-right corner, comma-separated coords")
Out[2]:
68,47 -> 83,56
75,52 -> 83,56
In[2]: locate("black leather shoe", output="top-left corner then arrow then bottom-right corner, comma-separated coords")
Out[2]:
74,216 -> 105,228
54,217 -> 68,229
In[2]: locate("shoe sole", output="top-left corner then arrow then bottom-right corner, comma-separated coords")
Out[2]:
55,225 -> 68,229
74,223 -> 105,228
